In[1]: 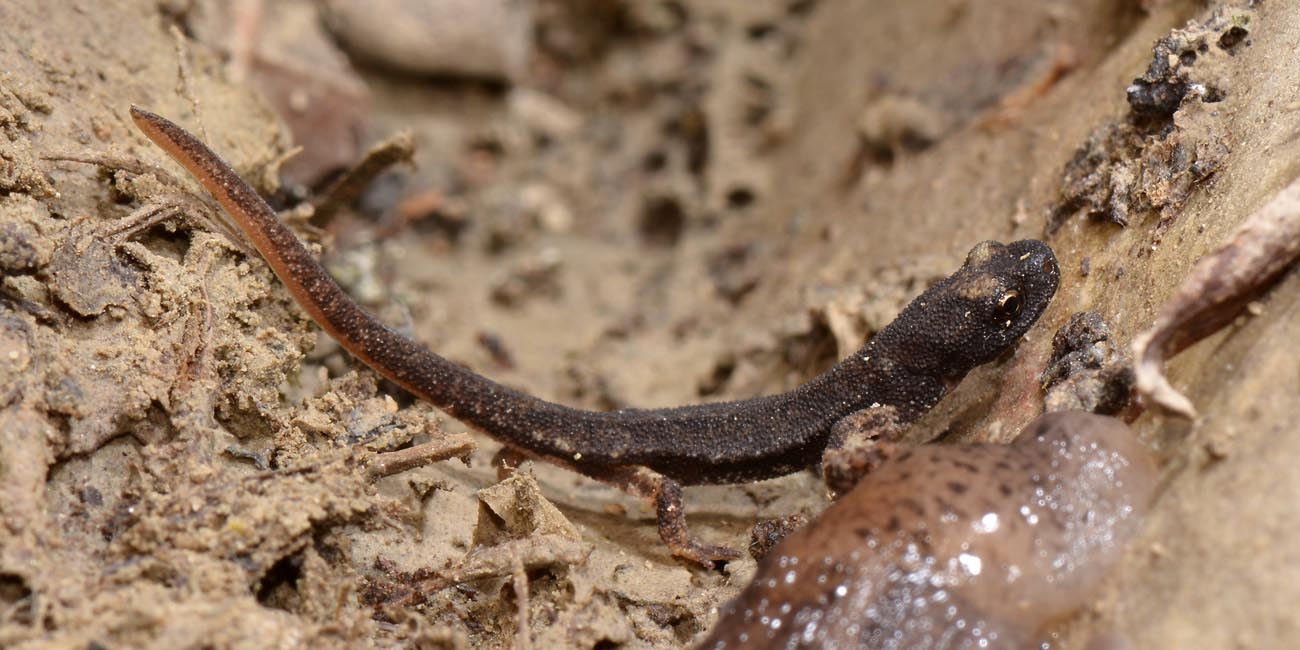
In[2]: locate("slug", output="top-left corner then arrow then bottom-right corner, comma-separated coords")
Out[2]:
700,410 -> 1157,649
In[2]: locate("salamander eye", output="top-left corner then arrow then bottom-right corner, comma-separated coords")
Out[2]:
996,290 -> 1023,319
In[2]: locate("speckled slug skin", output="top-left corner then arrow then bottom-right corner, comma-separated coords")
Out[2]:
701,411 -> 1157,649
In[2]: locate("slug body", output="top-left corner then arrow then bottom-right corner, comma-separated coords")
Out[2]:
700,411 -> 1158,648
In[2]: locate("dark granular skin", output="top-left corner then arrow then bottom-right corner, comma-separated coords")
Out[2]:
131,107 -> 1059,561
133,106 -> 1060,487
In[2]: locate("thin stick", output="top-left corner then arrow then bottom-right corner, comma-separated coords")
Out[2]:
170,24 -> 207,142
511,553 -> 532,650
366,434 -> 476,479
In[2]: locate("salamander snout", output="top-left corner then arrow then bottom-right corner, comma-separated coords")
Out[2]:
1008,238 -> 1060,290
1005,238 -> 1060,325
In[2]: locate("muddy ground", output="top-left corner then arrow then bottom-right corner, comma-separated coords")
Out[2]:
1,0 -> 1298,648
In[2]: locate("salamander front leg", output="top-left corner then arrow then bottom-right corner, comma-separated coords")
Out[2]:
821,405 -> 908,498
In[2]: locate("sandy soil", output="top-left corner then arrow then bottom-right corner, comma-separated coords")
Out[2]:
1,0 -> 1298,648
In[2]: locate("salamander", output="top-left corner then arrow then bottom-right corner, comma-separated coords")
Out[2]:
129,106 -> 1060,564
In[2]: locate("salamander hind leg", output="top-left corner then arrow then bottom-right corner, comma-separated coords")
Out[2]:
653,477 -> 742,566
614,466 -> 741,567
492,446 -> 532,481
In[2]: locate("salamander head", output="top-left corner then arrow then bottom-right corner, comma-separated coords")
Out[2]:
874,239 -> 1059,383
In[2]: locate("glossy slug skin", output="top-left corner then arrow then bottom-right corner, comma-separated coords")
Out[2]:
700,411 -> 1158,650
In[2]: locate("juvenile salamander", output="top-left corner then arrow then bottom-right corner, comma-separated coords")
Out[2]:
129,107 -> 1060,564
699,411 -> 1158,649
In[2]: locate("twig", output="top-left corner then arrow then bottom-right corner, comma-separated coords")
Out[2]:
366,434 -> 476,479
511,553 -> 532,650
311,131 -> 416,226
1133,176 -> 1300,417
170,24 -> 207,142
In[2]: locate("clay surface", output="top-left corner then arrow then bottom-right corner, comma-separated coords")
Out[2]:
2,0 -> 1298,648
